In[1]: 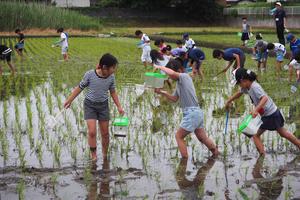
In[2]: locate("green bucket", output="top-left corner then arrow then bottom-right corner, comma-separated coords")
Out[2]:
237,32 -> 242,37
237,114 -> 252,134
145,72 -> 167,79
113,117 -> 129,127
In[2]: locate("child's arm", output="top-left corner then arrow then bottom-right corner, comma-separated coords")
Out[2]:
110,90 -> 125,115
64,86 -> 82,108
233,53 -> 241,68
154,65 -> 180,80
250,95 -> 268,118
225,91 -> 243,110
216,61 -> 234,76
154,88 -> 179,102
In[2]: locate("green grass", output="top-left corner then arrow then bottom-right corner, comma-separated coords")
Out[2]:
0,1 -> 102,31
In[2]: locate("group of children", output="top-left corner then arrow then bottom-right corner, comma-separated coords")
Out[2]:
0,27 -> 69,76
131,29 -> 300,159
240,17 -> 300,83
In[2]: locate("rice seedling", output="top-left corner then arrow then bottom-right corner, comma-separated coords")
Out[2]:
0,129 -> 9,162
16,179 -> 25,200
53,142 -> 61,165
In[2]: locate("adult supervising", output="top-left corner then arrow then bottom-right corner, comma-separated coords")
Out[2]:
272,2 -> 287,45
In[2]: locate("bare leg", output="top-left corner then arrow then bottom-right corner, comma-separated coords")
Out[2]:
195,128 -> 219,157
175,128 -> 190,158
63,53 -> 68,61
87,119 -> 97,160
252,128 -> 266,155
99,120 -> 110,159
0,64 -> 3,75
143,61 -> 147,68
276,61 -> 282,78
288,64 -> 293,82
277,127 -> 300,149
7,61 -> 16,75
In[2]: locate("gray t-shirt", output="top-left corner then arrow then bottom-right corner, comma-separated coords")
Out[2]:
173,73 -> 199,108
241,81 -> 277,116
254,40 -> 268,53
79,70 -> 115,102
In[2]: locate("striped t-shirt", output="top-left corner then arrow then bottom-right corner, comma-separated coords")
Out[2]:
79,70 -> 116,102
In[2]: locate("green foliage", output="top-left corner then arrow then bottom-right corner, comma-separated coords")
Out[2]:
0,1 -> 102,31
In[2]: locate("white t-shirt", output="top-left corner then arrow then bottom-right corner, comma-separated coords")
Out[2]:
60,32 -> 68,48
273,43 -> 286,55
185,38 -> 196,50
141,33 -> 150,49
290,59 -> 300,70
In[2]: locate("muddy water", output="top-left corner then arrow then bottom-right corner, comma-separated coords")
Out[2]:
0,77 -> 299,200
0,37 -> 299,199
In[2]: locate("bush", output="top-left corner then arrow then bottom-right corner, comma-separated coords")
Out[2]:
0,1 -> 102,31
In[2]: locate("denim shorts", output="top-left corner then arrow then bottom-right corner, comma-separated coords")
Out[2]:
180,107 -> 204,132
256,51 -> 268,62
276,51 -> 285,62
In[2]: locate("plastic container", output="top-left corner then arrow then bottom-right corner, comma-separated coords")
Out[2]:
237,32 -> 242,37
144,72 -> 167,88
237,114 -> 263,137
112,117 -> 129,137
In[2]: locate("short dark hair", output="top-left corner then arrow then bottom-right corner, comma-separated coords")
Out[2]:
15,29 -> 21,34
267,43 -> 275,50
150,49 -> 163,65
57,28 -> 64,33
154,39 -> 164,46
235,68 -> 257,84
242,17 -> 247,20
176,40 -> 183,45
212,49 -> 224,58
161,45 -> 172,54
99,53 -> 118,68
135,30 -> 142,36
166,59 -> 183,72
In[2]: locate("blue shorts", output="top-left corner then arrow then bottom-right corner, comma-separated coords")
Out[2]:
15,43 -> 24,50
276,52 -> 285,62
256,52 -> 268,62
180,107 -> 204,132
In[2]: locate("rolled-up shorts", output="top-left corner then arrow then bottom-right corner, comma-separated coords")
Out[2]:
276,51 -> 286,62
15,43 -> 24,50
141,45 -> 152,63
256,51 -> 268,62
290,59 -> 300,70
61,46 -> 68,55
180,106 -> 204,132
84,98 -> 110,121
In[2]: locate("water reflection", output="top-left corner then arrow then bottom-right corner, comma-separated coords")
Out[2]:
176,157 -> 216,200
87,158 -> 111,200
252,155 -> 300,200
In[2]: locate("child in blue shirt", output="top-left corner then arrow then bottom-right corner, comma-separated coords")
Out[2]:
213,48 -> 245,75
154,59 -> 219,158
226,68 -> 300,155
188,48 -> 205,80
14,29 -> 25,57
64,53 -> 124,161
286,33 -> 300,82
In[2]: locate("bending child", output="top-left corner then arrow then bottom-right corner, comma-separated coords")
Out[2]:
154,59 -> 219,158
225,68 -> 300,155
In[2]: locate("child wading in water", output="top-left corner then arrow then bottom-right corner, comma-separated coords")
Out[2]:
64,53 -> 124,161
154,59 -> 219,158
226,68 -> 300,155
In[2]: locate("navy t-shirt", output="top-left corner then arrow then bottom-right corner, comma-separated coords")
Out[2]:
188,48 -> 205,61
19,33 -> 25,44
290,39 -> 300,58
223,48 -> 244,61
274,9 -> 286,27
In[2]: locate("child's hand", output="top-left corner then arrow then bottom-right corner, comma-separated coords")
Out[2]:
154,88 -> 162,94
64,100 -> 72,109
225,101 -> 232,110
250,110 -> 259,118
153,64 -> 162,70
117,106 -> 125,116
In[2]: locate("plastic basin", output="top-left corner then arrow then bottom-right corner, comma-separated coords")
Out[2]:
144,72 -> 167,88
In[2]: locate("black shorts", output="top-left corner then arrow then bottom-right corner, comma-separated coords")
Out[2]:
260,109 -> 284,131
0,52 -> 11,62
84,98 -> 110,121
241,32 -> 250,41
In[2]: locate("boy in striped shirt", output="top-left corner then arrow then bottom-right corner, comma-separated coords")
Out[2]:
0,45 -> 16,75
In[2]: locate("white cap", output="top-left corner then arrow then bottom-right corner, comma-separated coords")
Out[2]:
275,2 -> 282,6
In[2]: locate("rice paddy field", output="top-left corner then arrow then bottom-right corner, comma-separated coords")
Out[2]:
0,36 -> 299,200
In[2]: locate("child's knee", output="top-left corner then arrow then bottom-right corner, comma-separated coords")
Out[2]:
88,130 -> 97,138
